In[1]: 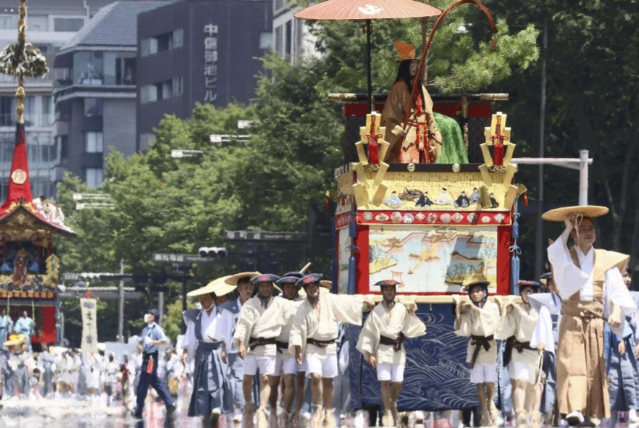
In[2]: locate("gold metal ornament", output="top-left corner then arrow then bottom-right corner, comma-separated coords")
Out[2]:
11,169 -> 27,184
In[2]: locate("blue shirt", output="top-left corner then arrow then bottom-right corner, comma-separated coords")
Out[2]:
141,323 -> 168,354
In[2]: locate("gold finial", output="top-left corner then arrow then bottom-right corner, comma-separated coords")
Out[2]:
16,0 -> 27,124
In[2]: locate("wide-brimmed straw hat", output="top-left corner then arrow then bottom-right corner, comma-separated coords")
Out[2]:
3,334 -> 25,347
224,272 -> 261,286
541,205 -> 609,222
188,275 -> 237,298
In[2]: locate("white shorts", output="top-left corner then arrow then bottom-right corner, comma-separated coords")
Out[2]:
297,358 -> 307,373
274,354 -> 300,376
244,354 -> 277,376
469,363 -> 496,384
306,354 -> 338,378
376,363 -> 405,382
510,361 -> 537,384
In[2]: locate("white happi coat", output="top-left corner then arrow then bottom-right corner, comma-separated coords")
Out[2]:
276,296 -> 306,358
232,296 -> 288,356
289,293 -> 366,358
496,301 -> 540,366
356,299 -> 426,365
455,300 -> 501,365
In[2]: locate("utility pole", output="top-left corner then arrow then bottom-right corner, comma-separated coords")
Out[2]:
158,290 -> 164,326
534,19 -> 548,280
118,259 -> 124,343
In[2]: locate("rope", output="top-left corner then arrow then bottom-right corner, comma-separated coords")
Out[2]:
399,0 -> 499,148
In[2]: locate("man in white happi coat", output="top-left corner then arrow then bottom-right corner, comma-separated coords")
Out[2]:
233,273 -> 289,428
454,280 -> 501,427
496,281 -> 542,427
268,272 -> 307,427
543,206 -> 637,426
289,273 -> 374,428
183,276 -> 235,425
219,271 -> 260,424
357,279 -> 426,427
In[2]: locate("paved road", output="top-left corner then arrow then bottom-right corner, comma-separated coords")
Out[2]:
0,397 -> 205,428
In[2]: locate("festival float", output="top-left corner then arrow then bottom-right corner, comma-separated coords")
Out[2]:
299,0 -> 528,413
0,0 -> 75,349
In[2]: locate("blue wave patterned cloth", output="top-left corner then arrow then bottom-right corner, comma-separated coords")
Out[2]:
347,303 -> 478,411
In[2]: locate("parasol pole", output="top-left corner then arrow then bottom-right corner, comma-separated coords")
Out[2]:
366,19 -> 373,113
399,0 -> 498,148
16,0 -> 26,125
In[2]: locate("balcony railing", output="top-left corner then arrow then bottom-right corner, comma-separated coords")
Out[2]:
0,113 -> 55,127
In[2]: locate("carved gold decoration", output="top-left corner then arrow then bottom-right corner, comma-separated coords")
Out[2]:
11,168 -> 27,184
479,93 -> 510,101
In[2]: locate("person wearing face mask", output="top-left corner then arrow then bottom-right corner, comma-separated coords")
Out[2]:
289,274 -> 375,428
132,309 -> 175,420
454,280 -> 501,428
233,273 -> 290,428
182,276 -> 235,425
543,206 -> 637,426
219,271 -> 260,424
497,281 -> 542,428
529,272 -> 562,426
357,280 -> 426,427
268,272 -> 306,427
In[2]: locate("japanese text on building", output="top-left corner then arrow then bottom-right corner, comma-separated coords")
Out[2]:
204,23 -> 218,103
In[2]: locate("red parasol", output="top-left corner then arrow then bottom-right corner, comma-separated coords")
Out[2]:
296,0 -> 441,112
295,0 -> 441,21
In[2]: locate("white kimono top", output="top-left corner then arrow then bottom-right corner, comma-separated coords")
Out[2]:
454,300 -> 501,365
276,296 -> 306,357
356,299 -> 426,365
289,294 -> 367,357
548,239 -> 637,337
232,296 -> 288,356
529,293 -> 562,355
496,302 -> 539,365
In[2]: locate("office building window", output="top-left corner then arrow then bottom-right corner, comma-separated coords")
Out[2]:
173,29 -> 184,49
57,135 -> 69,160
0,15 -> 16,30
141,38 -> 158,57
275,26 -> 283,55
285,21 -> 293,56
172,77 -> 183,97
54,17 -> 84,32
140,85 -> 158,104
115,56 -> 136,85
260,32 -> 273,50
85,132 -> 103,153
29,16 -> 48,32
74,51 -> 104,85
86,168 -> 103,189
84,98 -> 103,117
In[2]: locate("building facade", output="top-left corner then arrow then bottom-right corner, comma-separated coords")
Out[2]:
272,0 -> 318,65
136,0 -> 273,150
53,1 -> 167,188
0,0 -> 156,198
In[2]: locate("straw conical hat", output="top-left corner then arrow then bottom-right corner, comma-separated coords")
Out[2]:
3,334 -> 25,347
541,205 -> 609,222
224,272 -> 261,286
188,275 -> 236,298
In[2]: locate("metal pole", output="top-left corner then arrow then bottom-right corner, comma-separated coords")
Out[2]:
534,20 -> 548,280
366,19 -> 373,113
117,259 -> 124,343
579,150 -> 589,206
181,274 -> 187,334
158,291 -> 164,326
